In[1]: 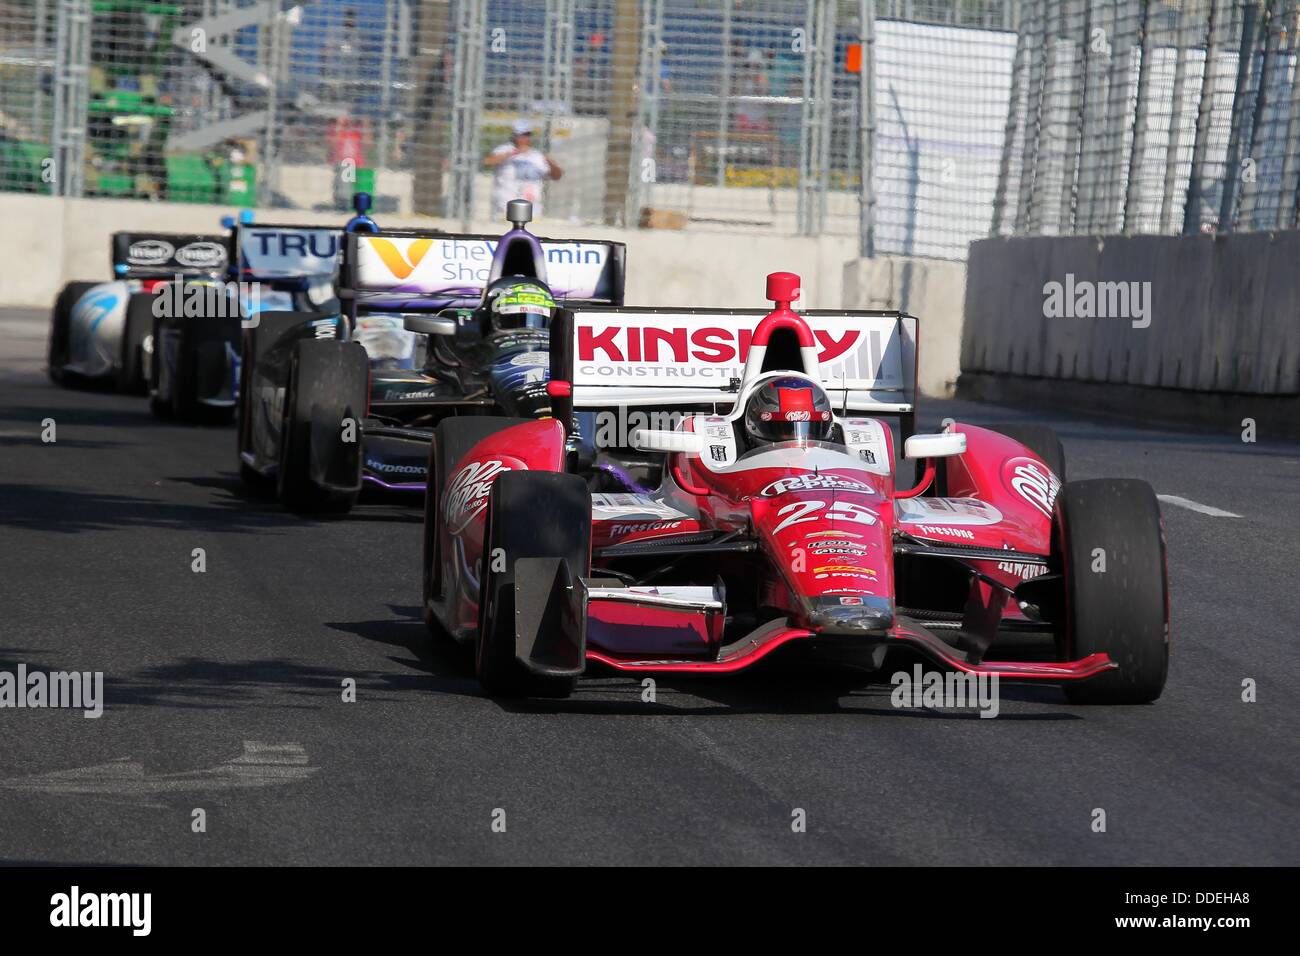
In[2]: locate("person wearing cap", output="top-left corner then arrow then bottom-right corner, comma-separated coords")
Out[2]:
484,119 -> 563,219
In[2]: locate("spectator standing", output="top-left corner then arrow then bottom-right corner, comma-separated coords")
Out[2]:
484,119 -> 564,219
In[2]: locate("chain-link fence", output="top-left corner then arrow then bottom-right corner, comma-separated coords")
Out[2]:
1000,0 -> 1300,237
5,1 -> 1296,257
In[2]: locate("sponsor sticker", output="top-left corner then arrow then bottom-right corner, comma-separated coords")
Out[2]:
443,459 -> 518,533
912,524 -> 976,540
571,312 -> 904,391
175,241 -> 227,269
127,239 -> 174,266
761,474 -> 872,497
611,520 -> 684,536
997,559 -> 1048,580
897,496 -> 1003,526
509,350 -> 549,367
591,494 -> 686,521
1002,457 -> 1061,519
366,459 -> 426,476
813,565 -> 877,577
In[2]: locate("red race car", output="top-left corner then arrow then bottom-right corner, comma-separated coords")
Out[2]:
420,272 -> 1169,703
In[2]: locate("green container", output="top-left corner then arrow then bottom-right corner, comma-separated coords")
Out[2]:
0,138 -> 54,193
220,161 -> 256,205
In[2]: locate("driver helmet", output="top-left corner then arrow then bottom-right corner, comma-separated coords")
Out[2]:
481,277 -> 557,333
742,375 -> 835,446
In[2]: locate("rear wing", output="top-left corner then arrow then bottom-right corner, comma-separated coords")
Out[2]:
550,307 -> 918,416
111,232 -> 228,279
231,224 -> 342,281
339,228 -> 626,312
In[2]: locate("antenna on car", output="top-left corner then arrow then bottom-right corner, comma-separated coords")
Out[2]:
506,199 -> 533,229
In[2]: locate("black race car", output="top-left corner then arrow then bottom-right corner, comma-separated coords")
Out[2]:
148,194 -> 379,423
236,199 -> 626,513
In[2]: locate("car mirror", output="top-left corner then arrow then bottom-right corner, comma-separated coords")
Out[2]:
630,429 -> 707,455
403,314 -> 458,337
904,432 -> 966,460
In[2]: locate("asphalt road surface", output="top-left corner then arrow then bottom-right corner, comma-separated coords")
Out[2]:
1,307 -> 1296,865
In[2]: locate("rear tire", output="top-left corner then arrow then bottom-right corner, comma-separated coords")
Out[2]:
987,423 -> 1066,481
115,293 -> 153,394
1055,479 -> 1168,704
170,320 -> 200,420
48,281 -> 97,382
476,471 -> 591,698
276,338 -> 369,514
423,416 -> 531,635
175,321 -> 238,424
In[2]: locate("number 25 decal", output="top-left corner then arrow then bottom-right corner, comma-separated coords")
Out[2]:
774,500 -> 878,534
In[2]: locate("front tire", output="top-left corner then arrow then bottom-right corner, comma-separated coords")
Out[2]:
476,471 -> 591,698
276,338 -> 369,514
1055,479 -> 1168,704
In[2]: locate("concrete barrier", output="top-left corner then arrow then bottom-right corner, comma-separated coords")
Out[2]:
961,232 -> 1300,396
843,255 -> 967,398
0,193 -> 854,312
960,231 -> 1300,438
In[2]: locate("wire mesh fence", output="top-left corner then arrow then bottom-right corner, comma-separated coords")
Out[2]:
3,1 -> 1298,258
1000,0 -> 1300,238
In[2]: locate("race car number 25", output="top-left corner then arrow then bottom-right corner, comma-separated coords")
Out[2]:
774,500 -> 878,534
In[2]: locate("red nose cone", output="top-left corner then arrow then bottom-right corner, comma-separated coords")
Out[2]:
766,272 -> 801,305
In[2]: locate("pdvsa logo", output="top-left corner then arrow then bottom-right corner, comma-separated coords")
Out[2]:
368,237 -> 433,280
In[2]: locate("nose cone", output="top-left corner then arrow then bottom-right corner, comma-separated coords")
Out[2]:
807,595 -> 894,636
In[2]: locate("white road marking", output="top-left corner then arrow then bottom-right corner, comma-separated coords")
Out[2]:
0,741 -> 318,798
1157,494 -> 1242,518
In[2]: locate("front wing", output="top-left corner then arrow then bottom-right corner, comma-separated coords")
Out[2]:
507,570 -> 1115,682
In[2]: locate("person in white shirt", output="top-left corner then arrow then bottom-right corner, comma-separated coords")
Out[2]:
484,119 -> 564,219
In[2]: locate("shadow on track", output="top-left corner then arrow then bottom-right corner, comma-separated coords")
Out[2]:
101,655 -> 440,710
168,475 -> 423,525
0,480 -> 325,535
